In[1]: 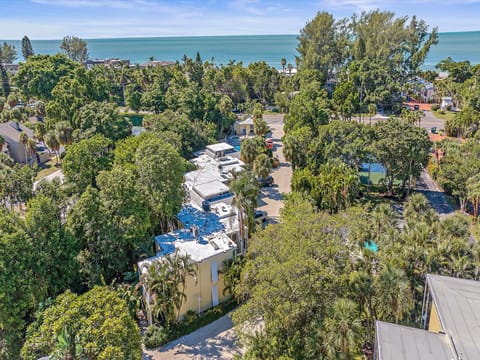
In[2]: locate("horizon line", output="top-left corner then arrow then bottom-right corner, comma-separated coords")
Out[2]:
2,30 -> 480,41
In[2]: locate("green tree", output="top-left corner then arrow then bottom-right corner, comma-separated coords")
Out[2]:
44,131 -> 60,164
21,36 -> 34,60
372,118 -> 431,195
15,54 -> 79,100
0,42 -> 17,63
281,58 -> 287,72
62,134 -> 112,193
282,126 -> 313,170
141,250 -> 197,324
466,174 -> 480,218
60,36 -> 88,62
21,287 -> 142,360
332,81 -> 359,121
253,153 -> 272,180
73,101 -> 131,141
0,64 -> 10,98
135,137 -> 185,232
230,170 -> 259,251
240,136 -> 264,168
233,196 -> 353,359
322,298 -> 362,359
296,12 -> 349,84
284,82 -> 330,135
24,194 -> 79,297
0,208 -> 40,360
375,264 -> 413,324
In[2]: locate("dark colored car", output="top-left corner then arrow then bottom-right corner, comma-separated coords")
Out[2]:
414,104 -> 420,111
259,175 -> 274,187
254,210 -> 267,224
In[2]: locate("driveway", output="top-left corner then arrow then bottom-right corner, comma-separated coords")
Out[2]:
143,314 -> 243,360
415,169 -> 455,218
257,114 -> 292,219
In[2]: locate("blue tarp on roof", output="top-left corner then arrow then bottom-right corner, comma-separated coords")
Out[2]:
155,205 -> 226,255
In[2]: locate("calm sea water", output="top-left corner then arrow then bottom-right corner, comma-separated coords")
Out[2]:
2,32 -> 479,70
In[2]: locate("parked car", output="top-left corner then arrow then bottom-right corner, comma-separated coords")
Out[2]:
254,210 -> 267,225
259,175 -> 274,187
265,138 -> 273,150
413,104 -> 420,111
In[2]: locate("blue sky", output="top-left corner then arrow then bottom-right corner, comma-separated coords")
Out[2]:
1,0 -> 479,39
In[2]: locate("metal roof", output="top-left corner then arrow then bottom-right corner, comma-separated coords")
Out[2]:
427,274 -> 480,359
375,321 -> 453,360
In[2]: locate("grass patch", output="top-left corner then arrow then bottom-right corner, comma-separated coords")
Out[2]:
143,299 -> 238,349
359,171 -> 384,186
35,158 -> 60,181
432,110 -> 456,122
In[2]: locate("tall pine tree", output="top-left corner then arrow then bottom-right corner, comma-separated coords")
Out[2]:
21,35 -> 34,59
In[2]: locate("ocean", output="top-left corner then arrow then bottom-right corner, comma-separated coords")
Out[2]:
2,32 -> 480,70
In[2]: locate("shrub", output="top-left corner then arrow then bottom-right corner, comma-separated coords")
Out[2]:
143,324 -> 171,349
431,104 -> 440,111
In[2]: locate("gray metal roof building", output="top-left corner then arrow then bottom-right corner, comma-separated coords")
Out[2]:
375,321 -> 454,360
375,274 -> 480,360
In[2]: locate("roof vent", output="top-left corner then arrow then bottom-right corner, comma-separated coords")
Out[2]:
191,225 -> 199,238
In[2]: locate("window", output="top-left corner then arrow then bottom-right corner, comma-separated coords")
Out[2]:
211,261 -> 218,283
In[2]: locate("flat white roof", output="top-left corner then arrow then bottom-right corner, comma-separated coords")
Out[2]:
206,142 -> 234,153
193,180 -> 230,199
138,230 -> 236,273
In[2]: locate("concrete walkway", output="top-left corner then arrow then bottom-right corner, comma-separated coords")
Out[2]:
143,314 -> 243,360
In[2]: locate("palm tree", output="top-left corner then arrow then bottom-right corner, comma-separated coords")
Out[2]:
240,137 -> 259,168
35,101 -> 46,119
280,58 -> 286,73
253,153 -> 271,180
141,250 -> 197,325
253,117 -> 268,136
45,131 -> 61,164
322,298 -> 362,359
375,264 -> 413,324
34,122 -> 46,144
19,131 -> 28,164
230,170 -> 259,252
55,121 -> 73,146
467,174 -> 480,218
287,63 -> 293,75
26,138 -> 37,168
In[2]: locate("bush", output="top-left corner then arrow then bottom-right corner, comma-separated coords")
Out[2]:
143,324 -> 171,349
431,104 -> 440,111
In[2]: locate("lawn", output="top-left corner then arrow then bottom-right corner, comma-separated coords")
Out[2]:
431,110 -> 456,122
359,171 -> 385,186
35,158 -> 60,181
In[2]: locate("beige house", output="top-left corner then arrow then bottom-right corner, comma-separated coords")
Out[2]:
234,117 -> 254,136
0,121 -> 50,165
138,229 -> 237,325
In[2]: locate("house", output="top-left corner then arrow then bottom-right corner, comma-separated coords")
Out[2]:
2,63 -> 19,75
138,227 -> 237,325
375,274 -> 480,360
234,117 -> 255,136
0,121 -> 49,164
440,97 -> 454,111
205,142 -> 236,159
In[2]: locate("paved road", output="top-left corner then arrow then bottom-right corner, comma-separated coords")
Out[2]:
143,314 -> 243,360
257,114 -> 292,219
356,111 -> 445,132
415,169 -> 455,218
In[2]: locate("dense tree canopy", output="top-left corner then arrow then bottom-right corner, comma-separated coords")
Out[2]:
21,286 -> 142,360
